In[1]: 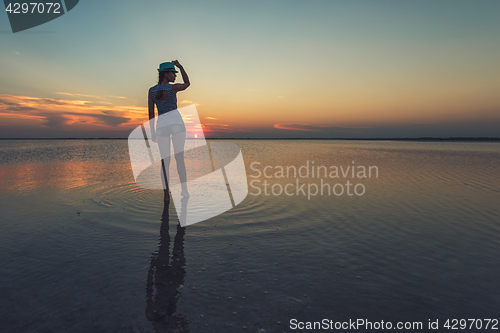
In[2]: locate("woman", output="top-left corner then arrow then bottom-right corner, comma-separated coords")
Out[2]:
148,60 -> 190,199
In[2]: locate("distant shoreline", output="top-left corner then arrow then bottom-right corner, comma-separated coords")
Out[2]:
1,137 -> 499,142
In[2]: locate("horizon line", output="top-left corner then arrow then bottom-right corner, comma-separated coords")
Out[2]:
1,137 -> 499,141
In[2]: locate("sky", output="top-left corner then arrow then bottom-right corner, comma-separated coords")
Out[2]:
1,0 -> 499,138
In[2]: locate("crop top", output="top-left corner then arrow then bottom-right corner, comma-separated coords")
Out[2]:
151,83 -> 177,115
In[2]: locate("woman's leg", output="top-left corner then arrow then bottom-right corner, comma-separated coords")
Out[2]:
171,130 -> 189,197
157,134 -> 172,200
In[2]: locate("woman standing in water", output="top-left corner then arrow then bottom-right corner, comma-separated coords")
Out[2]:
148,60 -> 190,200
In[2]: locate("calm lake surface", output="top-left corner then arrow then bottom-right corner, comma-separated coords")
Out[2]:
0,139 -> 499,332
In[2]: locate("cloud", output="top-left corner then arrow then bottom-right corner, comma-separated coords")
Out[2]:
37,98 -> 78,106
0,99 -> 18,107
274,123 -> 373,132
205,116 -> 217,120
101,110 -> 122,116
202,123 -> 251,133
81,112 -> 130,126
4,105 -> 38,112
0,94 -> 146,135
179,100 -> 201,106
55,92 -> 104,99
273,123 -> 326,132
41,114 -> 71,128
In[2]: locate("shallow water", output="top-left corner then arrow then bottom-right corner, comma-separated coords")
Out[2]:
0,139 -> 499,332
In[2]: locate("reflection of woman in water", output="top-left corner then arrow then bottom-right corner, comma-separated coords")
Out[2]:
148,60 -> 190,200
145,198 -> 189,332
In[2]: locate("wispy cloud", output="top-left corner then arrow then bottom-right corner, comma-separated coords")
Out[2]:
274,123 -> 373,132
55,92 -> 104,100
334,125 -> 373,129
202,123 -> 251,133
179,100 -> 201,106
273,123 -> 326,132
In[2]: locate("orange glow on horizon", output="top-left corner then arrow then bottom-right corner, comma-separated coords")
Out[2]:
1,92 -> 498,137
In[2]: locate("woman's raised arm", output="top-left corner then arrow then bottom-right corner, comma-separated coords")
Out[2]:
171,60 -> 190,93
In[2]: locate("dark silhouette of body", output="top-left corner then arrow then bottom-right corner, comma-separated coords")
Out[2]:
148,60 -> 191,201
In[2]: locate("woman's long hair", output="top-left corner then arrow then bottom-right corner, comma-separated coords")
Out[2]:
158,71 -> 166,85
156,71 -> 167,100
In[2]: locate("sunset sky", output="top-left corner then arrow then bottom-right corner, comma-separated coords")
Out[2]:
1,0 -> 499,138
